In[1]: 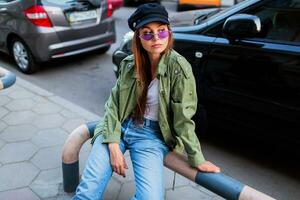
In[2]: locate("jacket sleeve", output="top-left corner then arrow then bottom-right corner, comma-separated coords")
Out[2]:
170,57 -> 206,167
94,60 -> 125,144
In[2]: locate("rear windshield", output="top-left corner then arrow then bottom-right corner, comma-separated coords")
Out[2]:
43,0 -> 71,5
40,0 -> 101,7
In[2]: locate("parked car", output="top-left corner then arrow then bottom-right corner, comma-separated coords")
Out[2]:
108,0 -> 124,14
0,0 -> 116,74
112,0 -> 300,144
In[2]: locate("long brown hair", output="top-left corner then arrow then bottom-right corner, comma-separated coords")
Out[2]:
131,24 -> 174,123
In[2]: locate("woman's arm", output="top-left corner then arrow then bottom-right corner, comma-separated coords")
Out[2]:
170,57 -> 220,172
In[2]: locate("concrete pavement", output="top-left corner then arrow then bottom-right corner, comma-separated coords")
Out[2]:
0,76 -> 224,199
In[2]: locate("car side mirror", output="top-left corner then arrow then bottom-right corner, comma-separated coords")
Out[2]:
223,14 -> 261,40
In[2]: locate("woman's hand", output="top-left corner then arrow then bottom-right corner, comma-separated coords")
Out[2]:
108,143 -> 128,177
197,161 -> 220,173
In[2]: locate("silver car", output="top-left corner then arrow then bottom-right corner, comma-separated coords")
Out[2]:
0,0 -> 116,73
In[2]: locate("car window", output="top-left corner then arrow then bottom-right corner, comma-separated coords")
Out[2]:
42,0 -> 71,5
203,0 -> 300,43
41,0 -> 101,6
249,0 -> 300,43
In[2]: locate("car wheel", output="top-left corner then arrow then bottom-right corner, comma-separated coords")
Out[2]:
11,38 -> 39,74
125,0 -> 160,6
98,45 -> 110,54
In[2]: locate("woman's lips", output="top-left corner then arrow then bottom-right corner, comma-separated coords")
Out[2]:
151,44 -> 162,48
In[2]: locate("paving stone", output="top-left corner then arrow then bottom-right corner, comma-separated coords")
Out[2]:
117,181 -> 135,200
0,141 -> 38,164
31,146 -> 62,170
48,96 -> 99,122
193,183 -> 218,197
212,195 -> 226,200
0,121 -> 7,132
18,80 -> 53,97
62,118 -> 87,133
165,168 -> 190,189
0,187 -> 40,200
0,95 -> 10,106
33,114 -> 66,129
32,96 -> 49,103
8,90 -> 34,99
166,185 -> 213,200
0,87 -> 13,96
32,129 -> 68,147
7,84 -> 23,92
56,195 -> 74,200
0,124 -> 38,142
30,168 -> 62,199
55,185 -> 74,200
103,178 -> 122,200
0,107 -> 9,118
0,139 -> 4,149
2,110 -> 38,125
32,102 -> 63,114
0,162 -> 39,191
60,109 -> 80,118
5,99 -> 36,111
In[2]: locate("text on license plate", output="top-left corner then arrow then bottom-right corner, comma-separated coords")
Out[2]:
67,10 -> 97,23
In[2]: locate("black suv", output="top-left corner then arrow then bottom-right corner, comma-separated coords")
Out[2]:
112,0 -> 300,144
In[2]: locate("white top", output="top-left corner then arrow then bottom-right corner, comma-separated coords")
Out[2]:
144,78 -> 159,121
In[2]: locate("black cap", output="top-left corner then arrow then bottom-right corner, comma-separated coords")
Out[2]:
128,3 -> 169,31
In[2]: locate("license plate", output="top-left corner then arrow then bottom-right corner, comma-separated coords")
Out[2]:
67,10 -> 97,23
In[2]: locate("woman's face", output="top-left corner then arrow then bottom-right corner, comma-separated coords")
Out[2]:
138,22 -> 170,57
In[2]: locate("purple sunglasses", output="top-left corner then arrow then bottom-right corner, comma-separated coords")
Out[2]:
139,30 -> 170,41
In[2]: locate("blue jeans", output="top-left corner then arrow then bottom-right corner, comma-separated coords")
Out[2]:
73,118 -> 169,200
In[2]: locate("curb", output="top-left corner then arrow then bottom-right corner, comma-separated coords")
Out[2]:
16,77 -> 101,122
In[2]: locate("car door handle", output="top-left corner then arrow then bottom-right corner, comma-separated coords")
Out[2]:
195,51 -> 203,58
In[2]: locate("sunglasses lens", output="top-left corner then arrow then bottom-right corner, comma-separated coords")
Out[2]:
140,31 -> 169,41
140,33 -> 153,41
158,31 -> 169,39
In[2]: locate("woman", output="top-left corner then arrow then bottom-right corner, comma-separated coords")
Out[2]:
73,3 -> 220,200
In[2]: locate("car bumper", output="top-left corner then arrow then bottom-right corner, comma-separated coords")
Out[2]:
23,19 -> 116,62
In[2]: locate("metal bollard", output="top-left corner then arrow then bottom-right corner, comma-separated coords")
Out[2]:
164,153 -> 276,200
62,122 -> 276,200
61,121 -> 97,192
0,67 -> 16,90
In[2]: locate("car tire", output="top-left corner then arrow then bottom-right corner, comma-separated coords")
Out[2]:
124,0 -> 160,6
98,45 -> 111,54
10,38 -> 39,74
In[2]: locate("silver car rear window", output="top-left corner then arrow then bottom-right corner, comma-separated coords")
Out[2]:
42,0 -> 101,6
43,0 -> 72,5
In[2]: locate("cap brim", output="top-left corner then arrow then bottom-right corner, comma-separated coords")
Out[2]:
135,17 -> 169,30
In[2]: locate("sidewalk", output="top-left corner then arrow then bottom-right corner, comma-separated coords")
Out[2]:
0,77 -> 223,200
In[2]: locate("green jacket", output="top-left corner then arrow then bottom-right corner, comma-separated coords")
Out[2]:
92,49 -> 205,167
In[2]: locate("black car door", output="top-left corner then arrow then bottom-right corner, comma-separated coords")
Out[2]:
201,0 -> 300,143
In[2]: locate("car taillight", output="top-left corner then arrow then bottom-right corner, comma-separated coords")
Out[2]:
24,5 -> 53,27
107,0 -> 113,17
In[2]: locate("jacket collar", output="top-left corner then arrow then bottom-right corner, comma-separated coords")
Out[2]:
157,52 -> 169,77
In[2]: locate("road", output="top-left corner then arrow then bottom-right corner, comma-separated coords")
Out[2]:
1,2 -> 300,200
